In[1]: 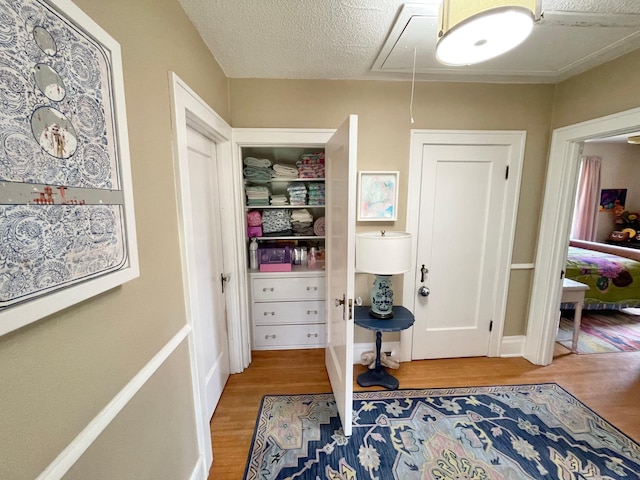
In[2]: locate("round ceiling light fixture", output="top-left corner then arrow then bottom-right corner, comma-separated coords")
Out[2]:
627,135 -> 640,144
436,1 -> 536,66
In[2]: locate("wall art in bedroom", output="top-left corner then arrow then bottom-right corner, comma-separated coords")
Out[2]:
599,188 -> 627,212
0,0 -> 138,335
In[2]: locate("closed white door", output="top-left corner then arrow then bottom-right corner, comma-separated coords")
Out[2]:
186,127 -> 230,418
325,115 -> 357,436
411,137 -> 519,359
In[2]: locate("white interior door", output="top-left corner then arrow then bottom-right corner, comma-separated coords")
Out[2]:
325,115 -> 357,436
186,127 -> 230,418
410,139 -> 518,359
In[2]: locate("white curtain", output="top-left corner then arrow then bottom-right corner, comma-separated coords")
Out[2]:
571,156 -> 602,241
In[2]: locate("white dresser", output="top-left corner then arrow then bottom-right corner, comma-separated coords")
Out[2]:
250,269 -> 325,350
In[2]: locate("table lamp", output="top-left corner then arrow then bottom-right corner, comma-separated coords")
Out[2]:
356,231 -> 412,319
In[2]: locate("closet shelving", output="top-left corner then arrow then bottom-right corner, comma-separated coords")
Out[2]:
243,146 -> 326,248
241,144 -> 327,350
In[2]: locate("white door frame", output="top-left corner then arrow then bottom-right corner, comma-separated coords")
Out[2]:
401,130 -> 526,361
525,107 -> 640,366
231,128 -> 334,353
168,73 -> 248,473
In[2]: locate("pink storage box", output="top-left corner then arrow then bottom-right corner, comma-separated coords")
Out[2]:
259,263 -> 292,272
247,226 -> 262,238
258,246 -> 292,266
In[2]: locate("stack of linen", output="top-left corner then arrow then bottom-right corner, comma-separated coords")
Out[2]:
287,184 -> 307,206
296,153 -> 325,178
291,209 -> 314,236
261,209 -> 292,236
243,157 -> 272,183
271,163 -> 298,180
307,183 -> 325,206
270,194 -> 288,206
245,185 -> 270,206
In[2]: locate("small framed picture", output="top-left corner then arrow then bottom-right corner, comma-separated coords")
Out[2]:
599,188 -> 627,211
357,171 -> 399,221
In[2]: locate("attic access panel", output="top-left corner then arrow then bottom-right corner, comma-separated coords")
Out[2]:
372,3 -> 640,83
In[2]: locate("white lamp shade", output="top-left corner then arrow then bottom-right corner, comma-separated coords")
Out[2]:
436,0 -> 535,66
356,231 -> 412,275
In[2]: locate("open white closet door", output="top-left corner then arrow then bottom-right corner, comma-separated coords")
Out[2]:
325,115 -> 358,436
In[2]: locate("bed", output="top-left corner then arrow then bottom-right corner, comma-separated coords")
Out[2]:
563,240 -> 640,310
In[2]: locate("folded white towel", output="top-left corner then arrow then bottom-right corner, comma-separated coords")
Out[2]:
291,209 -> 313,222
273,163 -> 298,176
244,157 -> 272,168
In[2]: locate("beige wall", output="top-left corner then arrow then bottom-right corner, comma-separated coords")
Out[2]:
64,341 -> 198,480
230,79 -> 555,336
4,1 -> 640,477
553,49 -> 640,128
0,0 -> 228,478
230,49 -> 640,337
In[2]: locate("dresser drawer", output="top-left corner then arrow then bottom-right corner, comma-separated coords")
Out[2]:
254,323 -> 325,349
253,276 -> 324,301
253,300 -> 324,326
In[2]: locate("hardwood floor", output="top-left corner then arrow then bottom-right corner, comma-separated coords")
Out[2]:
208,347 -> 640,479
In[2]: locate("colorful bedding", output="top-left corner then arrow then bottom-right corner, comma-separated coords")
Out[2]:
564,246 -> 640,309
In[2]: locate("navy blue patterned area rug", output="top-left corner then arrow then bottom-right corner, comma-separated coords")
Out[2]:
243,384 -> 640,479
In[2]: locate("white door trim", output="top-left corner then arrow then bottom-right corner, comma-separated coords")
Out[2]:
401,130 -> 526,361
168,72 -> 246,472
231,128 -> 334,360
525,106 -> 640,365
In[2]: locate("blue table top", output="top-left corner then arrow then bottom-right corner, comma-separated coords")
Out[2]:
354,305 -> 415,332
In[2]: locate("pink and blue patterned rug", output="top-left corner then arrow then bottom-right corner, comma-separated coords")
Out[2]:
558,310 -> 640,353
243,384 -> 640,479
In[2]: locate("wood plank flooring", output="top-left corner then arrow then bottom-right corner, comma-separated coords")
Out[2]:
208,347 -> 640,479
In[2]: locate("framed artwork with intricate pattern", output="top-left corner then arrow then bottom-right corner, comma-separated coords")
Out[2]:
0,0 -> 138,335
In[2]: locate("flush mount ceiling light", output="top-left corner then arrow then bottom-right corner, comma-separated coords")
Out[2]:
628,135 -> 640,144
436,0 -> 536,66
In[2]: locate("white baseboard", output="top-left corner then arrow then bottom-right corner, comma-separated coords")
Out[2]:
354,337 -> 525,363
353,341 -> 401,364
500,335 -> 526,357
190,455 -> 207,480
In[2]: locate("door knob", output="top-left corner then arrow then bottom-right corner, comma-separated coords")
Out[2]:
418,286 -> 430,297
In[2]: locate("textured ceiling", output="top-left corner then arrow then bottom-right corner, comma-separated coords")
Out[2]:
178,0 -> 640,83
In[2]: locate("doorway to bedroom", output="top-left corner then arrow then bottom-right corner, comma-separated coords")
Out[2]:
525,106 -> 640,366
556,136 -> 640,355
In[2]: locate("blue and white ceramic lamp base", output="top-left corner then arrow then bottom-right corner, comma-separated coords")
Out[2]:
369,274 -> 395,319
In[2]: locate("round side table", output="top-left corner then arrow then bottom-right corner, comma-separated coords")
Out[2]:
354,305 -> 415,390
